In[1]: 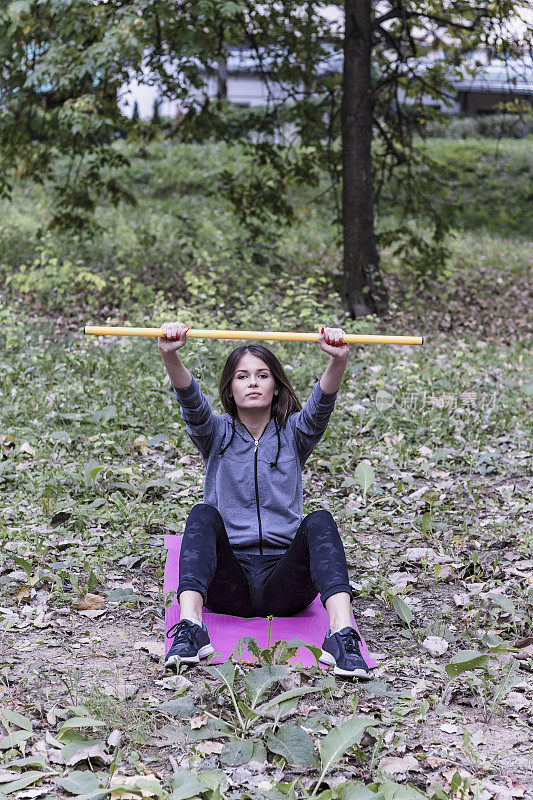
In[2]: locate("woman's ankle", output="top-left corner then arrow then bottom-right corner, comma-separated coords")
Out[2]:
178,590 -> 204,624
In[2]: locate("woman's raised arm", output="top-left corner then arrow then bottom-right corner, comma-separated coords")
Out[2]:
318,326 -> 350,394
158,321 -> 192,389
158,321 -> 218,460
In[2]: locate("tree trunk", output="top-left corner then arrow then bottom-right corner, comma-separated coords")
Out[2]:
216,42 -> 228,110
342,0 -> 389,318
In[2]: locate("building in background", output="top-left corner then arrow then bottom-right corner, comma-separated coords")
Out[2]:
117,48 -> 533,121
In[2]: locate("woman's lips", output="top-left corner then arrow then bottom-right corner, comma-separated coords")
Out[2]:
246,392 -> 261,397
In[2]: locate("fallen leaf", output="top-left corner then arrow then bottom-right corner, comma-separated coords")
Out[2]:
109,773 -> 161,800
66,743 -> 112,767
73,593 -> 105,611
134,641 -> 165,660
133,436 -> 148,455
422,636 -> 449,657
13,587 -> 31,603
195,740 -> 225,755
378,754 -> 420,774
404,547 -> 452,564
20,442 -> 36,456
107,730 -> 122,748
100,682 -> 137,700
190,713 -> 208,730
453,593 -> 470,607
503,692 -> 530,711
78,609 -> 106,619
440,723 -> 458,734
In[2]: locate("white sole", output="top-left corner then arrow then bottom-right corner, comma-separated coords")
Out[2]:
319,649 -> 371,679
165,643 -> 215,667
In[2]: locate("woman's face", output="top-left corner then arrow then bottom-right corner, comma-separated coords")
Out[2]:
230,352 -> 277,414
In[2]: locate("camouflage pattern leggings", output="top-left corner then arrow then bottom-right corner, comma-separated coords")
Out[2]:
177,503 -> 353,617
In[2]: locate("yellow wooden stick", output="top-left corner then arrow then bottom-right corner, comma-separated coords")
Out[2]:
84,325 -> 423,346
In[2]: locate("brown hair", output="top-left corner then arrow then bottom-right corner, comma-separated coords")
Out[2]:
219,345 -> 302,427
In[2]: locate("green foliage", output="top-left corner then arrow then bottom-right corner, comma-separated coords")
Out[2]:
423,112 -> 532,140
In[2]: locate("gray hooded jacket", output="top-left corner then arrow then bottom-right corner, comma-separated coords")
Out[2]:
173,375 -> 338,555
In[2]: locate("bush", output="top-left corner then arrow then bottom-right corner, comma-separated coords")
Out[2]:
423,112 -> 531,139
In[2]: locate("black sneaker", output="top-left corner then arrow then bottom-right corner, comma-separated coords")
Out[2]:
319,626 -> 371,679
165,619 -> 214,667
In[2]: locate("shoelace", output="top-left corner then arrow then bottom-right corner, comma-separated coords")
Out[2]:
167,620 -> 197,647
336,628 -> 362,654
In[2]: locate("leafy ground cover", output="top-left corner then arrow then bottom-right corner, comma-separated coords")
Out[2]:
0,140 -> 531,799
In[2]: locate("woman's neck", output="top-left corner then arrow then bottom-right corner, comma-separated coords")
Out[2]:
237,408 -> 272,442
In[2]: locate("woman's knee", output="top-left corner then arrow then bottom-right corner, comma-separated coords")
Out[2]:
303,509 -> 337,533
185,503 -> 223,527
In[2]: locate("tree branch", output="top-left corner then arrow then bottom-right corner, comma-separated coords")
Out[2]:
371,6 -> 401,31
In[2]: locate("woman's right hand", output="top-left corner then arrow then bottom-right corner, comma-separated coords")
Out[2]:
158,321 -> 189,354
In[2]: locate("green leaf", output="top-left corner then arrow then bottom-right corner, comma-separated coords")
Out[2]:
391,595 -> 413,627
284,637 -> 323,666
259,683 -> 327,714
156,697 -> 195,719
445,650 -> 490,678
319,717 -> 374,776
0,729 -> 32,749
266,724 -> 317,768
0,709 -> 33,732
57,716 -> 105,739
1,771 -> 54,795
10,556 -> 33,579
355,462 -> 374,505
488,593 -> 515,616
243,665 -> 289,707
198,770 -> 228,793
54,770 -> 103,796
337,782 -> 377,800
170,768 -> 205,799
219,738 -> 254,766
83,460 -> 103,486
203,660 -> 236,691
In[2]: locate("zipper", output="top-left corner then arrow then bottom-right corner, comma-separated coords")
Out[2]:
254,439 -> 263,555
240,422 -> 268,556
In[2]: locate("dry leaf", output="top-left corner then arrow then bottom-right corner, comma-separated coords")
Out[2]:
195,740 -> 225,755
73,593 -> 105,610
133,436 -> 148,455
78,609 -> 106,619
453,593 -> 470,607
422,636 -> 449,656
19,442 -> 36,456
108,730 -> 123,748
13,586 -> 31,603
66,743 -> 112,766
133,641 -> 165,659
378,754 -> 420,774
426,755 -> 446,768
190,713 -> 208,730
109,773 -> 161,800
440,723 -> 458,734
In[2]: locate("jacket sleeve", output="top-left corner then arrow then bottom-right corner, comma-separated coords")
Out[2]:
291,380 -> 338,465
172,375 -> 218,460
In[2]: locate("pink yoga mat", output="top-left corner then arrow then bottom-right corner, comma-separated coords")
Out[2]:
164,535 -> 376,669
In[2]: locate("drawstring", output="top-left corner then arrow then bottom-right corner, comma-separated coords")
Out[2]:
219,417 -> 236,456
219,416 -> 281,469
270,418 -> 280,470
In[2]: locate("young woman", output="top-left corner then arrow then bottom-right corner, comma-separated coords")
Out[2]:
159,321 -> 370,678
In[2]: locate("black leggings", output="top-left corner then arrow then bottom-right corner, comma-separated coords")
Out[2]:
177,503 -> 353,618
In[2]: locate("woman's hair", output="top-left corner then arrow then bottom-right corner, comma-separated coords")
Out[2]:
219,345 -> 302,427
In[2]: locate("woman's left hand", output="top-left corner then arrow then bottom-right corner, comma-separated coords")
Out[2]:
318,326 -> 349,360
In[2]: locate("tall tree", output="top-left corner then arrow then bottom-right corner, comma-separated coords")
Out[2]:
342,0 -> 387,316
